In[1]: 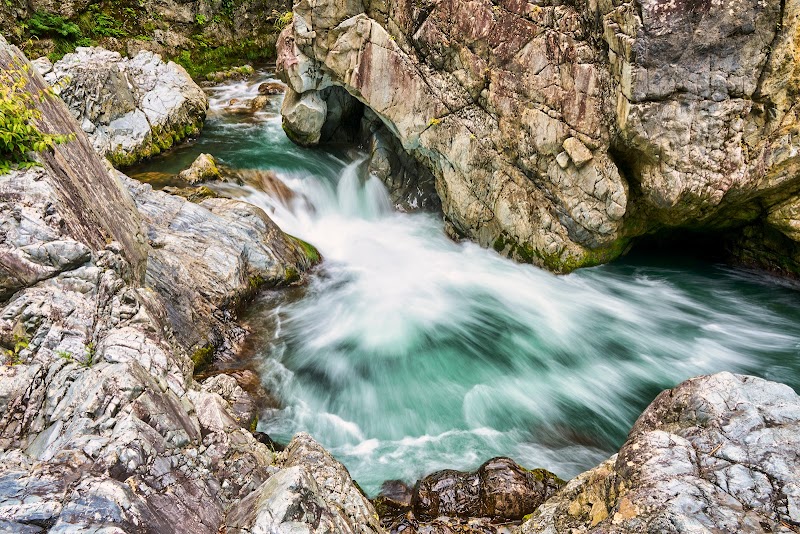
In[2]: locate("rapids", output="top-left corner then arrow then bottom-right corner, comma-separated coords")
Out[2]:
131,72 -> 800,496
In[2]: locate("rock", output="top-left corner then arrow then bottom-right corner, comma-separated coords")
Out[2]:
277,0 -> 800,274
178,153 -> 222,184
281,89 -> 327,147
30,56 -> 52,76
413,458 -> 562,522
205,65 -> 255,83
226,433 -> 384,534
0,36 -> 324,534
161,184 -> 220,202
519,372 -> 800,533
125,174 -> 319,356
562,138 -> 593,169
258,81 -> 286,95
278,433 -> 384,534
44,47 -> 208,167
250,95 -> 270,112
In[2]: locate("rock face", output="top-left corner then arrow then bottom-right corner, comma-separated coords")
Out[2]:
518,372 -> 800,533
0,36 -> 370,534
45,47 -> 208,167
277,0 -> 800,272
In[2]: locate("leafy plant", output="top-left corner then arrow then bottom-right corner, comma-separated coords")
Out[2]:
27,11 -> 82,40
273,10 -> 293,31
195,14 -> 207,26
56,350 -> 73,362
81,342 -> 96,367
3,323 -> 30,365
0,63 -> 76,174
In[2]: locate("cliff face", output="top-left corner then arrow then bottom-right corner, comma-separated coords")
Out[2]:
277,0 -> 800,272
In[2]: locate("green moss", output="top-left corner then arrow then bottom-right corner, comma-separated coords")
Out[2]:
170,37 -> 278,81
492,231 -> 630,274
286,234 -> 321,263
284,266 -> 300,283
249,416 -> 258,433
108,119 -> 204,168
191,345 -> 214,374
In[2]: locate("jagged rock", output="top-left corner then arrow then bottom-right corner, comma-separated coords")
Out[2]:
125,174 -> 319,356
0,36 -> 322,534
518,372 -> 800,533
277,0 -> 800,273
178,153 -> 221,184
45,47 -> 208,167
226,433 -> 384,534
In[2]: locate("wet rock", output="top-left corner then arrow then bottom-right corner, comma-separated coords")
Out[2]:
519,372 -> 800,533
413,458 -> 562,522
45,46 -> 208,167
281,89 -> 326,147
161,184 -> 220,202
178,153 -> 222,184
250,95 -> 270,112
258,81 -> 286,95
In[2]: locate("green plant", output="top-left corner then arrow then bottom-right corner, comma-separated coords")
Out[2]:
27,11 -> 82,40
56,350 -> 73,361
273,10 -> 293,31
0,64 -> 76,174
221,0 -> 236,18
93,12 -> 127,37
195,13 -> 207,26
3,323 -> 30,365
81,342 -> 96,367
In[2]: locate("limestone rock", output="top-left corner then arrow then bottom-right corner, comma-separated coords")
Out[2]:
518,373 -> 800,533
178,153 -> 221,184
277,0 -> 800,273
45,47 -> 208,167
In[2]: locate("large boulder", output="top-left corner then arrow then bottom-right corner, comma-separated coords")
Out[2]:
277,0 -> 800,273
45,47 -> 208,167
518,372 -> 800,533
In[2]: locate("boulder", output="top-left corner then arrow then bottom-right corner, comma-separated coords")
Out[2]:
413,458 -> 562,522
178,153 -> 222,184
519,373 -> 800,533
45,47 -> 208,167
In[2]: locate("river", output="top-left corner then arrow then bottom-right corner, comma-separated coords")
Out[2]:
130,71 -> 800,496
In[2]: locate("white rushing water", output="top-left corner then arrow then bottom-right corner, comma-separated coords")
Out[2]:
135,73 -> 800,495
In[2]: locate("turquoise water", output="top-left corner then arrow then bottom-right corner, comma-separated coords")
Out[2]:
133,74 -> 800,496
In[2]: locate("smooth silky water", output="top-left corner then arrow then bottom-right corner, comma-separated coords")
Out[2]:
132,73 -> 800,496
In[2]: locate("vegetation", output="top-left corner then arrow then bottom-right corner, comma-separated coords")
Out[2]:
273,11 -> 293,31
172,39 -> 277,80
0,63 -> 75,174
3,323 -> 30,366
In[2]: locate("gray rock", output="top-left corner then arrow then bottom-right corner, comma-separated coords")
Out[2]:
45,47 -> 208,167
178,153 -> 221,184
518,372 -> 800,533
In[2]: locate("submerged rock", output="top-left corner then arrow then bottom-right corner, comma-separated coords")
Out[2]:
45,47 -> 208,167
277,0 -> 800,273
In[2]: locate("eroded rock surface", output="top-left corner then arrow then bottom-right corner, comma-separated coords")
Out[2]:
0,36 -> 353,534
518,372 -> 800,533
277,0 -> 800,273
45,47 -> 208,167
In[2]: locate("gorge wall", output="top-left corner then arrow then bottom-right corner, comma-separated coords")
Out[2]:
277,0 -> 800,273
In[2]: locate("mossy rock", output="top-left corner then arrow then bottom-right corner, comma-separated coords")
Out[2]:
191,344 -> 215,375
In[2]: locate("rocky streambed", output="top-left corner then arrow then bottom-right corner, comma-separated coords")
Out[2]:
2,17 -> 800,534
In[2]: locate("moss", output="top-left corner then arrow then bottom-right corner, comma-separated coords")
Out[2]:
284,266 -> 300,283
286,234 -> 321,264
170,37 -> 278,81
249,416 -> 258,433
191,344 -> 214,375
492,231 -> 630,274
108,118 -> 204,169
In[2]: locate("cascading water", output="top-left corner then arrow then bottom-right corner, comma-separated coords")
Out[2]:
132,72 -> 800,496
